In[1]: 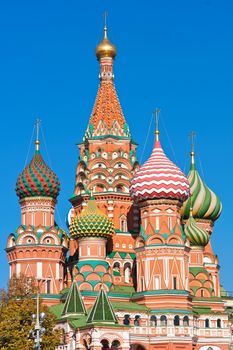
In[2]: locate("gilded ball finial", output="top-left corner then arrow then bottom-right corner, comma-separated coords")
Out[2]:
96,22 -> 117,60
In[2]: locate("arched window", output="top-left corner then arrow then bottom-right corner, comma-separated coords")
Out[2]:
120,216 -> 127,232
174,315 -> 180,326
101,339 -> 109,350
134,315 -> 140,326
111,340 -> 121,350
123,314 -> 130,325
113,262 -> 120,276
150,315 -> 157,327
183,316 -> 189,326
160,315 -> 167,326
217,319 -> 221,328
205,318 -> 210,328
124,263 -> 131,284
116,185 -> 123,193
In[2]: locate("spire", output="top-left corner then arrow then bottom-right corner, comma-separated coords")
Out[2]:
35,118 -> 41,151
153,108 -> 160,142
189,131 -> 196,169
85,17 -> 130,139
62,282 -> 86,318
86,287 -> 117,324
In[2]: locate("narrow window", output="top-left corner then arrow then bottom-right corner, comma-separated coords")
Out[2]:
87,246 -> 90,256
205,319 -> 210,328
154,276 -> 160,290
173,277 -> 177,290
155,216 -> 160,230
168,217 -> 172,230
160,315 -> 167,326
134,315 -> 140,326
217,319 -> 221,328
123,314 -> 130,325
141,277 -> 144,290
150,315 -> 157,327
47,280 -> 51,294
183,316 -> 189,326
174,315 -> 180,326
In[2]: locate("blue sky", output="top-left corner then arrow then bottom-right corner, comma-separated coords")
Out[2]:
0,0 -> 232,290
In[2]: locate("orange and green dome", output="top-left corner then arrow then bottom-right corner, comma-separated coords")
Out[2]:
16,149 -> 60,200
181,151 -> 222,222
69,198 -> 115,238
184,213 -> 209,247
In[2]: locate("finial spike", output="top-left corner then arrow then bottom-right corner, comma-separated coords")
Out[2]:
153,108 -> 161,141
103,11 -> 108,38
189,131 -> 196,166
90,187 -> 94,200
35,119 -> 41,151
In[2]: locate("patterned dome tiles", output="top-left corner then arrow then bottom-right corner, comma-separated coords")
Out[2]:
16,151 -> 60,200
181,163 -> 222,222
130,141 -> 190,202
69,199 -> 115,238
87,81 -> 127,136
184,215 -> 209,247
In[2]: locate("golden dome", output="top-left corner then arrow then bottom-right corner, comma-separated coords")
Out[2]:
96,26 -> 117,60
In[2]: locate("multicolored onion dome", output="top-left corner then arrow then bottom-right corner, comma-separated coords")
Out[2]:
130,140 -> 190,202
69,198 -> 115,238
181,154 -> 222,221
16,150 -> 60,200
184,214 -> 209,246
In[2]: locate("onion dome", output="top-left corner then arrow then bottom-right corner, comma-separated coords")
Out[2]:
130,120 -> 190,202
16,134 -> 60,200
184,211 -> 209,246
181,146 -> 222,222
69,198 -> 115,238
96,25 -> 116,60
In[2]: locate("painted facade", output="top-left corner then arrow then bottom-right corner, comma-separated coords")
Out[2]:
6,23 -> 233,349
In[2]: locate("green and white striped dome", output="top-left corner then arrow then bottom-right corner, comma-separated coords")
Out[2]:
184,214 -> 209,247
181,152 -> 222,222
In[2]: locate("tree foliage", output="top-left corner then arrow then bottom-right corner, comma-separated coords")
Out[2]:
0,274 -> 61,350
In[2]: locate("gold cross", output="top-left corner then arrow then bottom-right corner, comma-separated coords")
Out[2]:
189,131 -> 196,152
35,118 -> 41,141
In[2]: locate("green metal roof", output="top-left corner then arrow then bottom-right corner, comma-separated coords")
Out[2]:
189,267 -> 209,277
86,288 -> 118,324
62,282 -> 86,317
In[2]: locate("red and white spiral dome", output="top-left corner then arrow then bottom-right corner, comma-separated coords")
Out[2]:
130,140 -> 190,202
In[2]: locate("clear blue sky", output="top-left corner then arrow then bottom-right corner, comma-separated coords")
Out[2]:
0,0 -> 232,290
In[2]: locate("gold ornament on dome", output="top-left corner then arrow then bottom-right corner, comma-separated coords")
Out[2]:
96,25 -> 117,60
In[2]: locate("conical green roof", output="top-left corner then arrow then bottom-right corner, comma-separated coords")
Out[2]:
86,288 -> 117,324
62,282 -> 86,317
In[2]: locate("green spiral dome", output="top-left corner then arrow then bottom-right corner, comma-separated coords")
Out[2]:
184,215 -> 209,247
181,156 -> 222,222
69,198 -> 115,238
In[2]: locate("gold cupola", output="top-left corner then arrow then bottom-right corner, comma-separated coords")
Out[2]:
96,25 -> 117,60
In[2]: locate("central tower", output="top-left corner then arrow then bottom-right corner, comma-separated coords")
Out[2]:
68,23 -> 139,288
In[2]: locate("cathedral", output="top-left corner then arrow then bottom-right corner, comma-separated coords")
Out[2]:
6,22 -> 232,350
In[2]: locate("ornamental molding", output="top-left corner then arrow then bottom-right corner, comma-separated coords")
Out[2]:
138,199 -> 182,209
